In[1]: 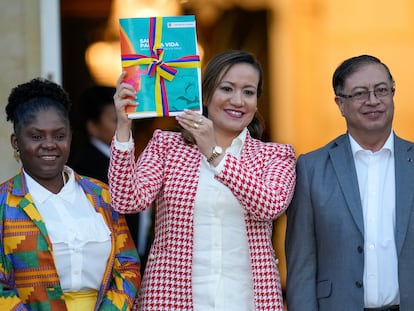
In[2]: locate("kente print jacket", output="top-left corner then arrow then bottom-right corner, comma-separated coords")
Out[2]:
0,170 -> 140,311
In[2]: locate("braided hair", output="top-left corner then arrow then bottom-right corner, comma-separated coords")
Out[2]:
6,77 -> 71,134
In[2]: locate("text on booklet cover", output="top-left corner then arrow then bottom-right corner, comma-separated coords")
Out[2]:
119,15 -> 202,119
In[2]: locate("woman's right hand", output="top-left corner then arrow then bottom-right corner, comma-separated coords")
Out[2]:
113,71 -> 137,142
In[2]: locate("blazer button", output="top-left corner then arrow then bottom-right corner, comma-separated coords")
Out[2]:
148,253 -> 156,260
355,281 -> 363,288
357,246 -> 363,253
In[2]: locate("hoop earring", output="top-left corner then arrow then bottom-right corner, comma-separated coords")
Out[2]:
13,149 -> 20,162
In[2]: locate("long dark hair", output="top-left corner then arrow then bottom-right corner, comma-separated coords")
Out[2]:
182,50 -> 265,144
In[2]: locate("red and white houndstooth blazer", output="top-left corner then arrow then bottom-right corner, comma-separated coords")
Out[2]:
109,129 -> 296,311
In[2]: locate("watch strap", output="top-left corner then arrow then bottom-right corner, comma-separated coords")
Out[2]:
207,146 -> 222,163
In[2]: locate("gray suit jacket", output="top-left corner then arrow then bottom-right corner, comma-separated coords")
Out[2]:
285,133 -> 414,311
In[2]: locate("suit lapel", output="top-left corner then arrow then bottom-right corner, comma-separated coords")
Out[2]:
328,135 -> 364,235
327,135 -> 414,251
394,136 -> 414,255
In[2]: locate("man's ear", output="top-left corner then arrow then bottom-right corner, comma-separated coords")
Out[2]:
334,96 -> 345,116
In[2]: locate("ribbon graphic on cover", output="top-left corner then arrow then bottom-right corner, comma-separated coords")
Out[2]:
121,17 -> 201,116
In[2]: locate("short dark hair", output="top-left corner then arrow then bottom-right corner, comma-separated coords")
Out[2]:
78,86 -> 115,127
332,54 -> 394,96
6,77 -> 71,134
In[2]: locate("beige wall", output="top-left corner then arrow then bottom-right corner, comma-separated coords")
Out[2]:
0,0 -> 41,181
269,0 -> 414,292
270,0 -> 414,153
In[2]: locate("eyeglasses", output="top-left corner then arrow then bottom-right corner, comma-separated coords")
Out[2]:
338,86 -> 394,101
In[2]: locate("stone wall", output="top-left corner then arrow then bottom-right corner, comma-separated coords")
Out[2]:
0,1 -> 41,181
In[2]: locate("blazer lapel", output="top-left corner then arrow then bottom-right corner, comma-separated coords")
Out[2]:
394,136 -> 414,255
10,172 -> 53,250
328,135 -> 364,236
240,133 -> 255,163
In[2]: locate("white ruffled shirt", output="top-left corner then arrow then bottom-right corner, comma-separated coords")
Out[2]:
24,166 -> 112,292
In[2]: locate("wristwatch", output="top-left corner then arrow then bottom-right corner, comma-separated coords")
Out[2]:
207,146 -> 223,163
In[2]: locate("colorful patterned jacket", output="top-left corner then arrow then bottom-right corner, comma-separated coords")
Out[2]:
0,170 -> 140,311
109,130 -> 296,311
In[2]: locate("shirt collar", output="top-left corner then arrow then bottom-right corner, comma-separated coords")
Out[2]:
24,166 -> 76,204
227,128 -> 247,158
349,131 -> 394,156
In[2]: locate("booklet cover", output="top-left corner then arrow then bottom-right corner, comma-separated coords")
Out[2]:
119,15 -> 202,119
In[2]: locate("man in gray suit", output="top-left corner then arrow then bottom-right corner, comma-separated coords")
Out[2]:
285,55 -> 414,311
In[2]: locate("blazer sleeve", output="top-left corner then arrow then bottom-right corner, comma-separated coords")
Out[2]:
109,130 -> 165,214
0,188 -> 29,310
285,155 -> 318,311
0,247 -> 29,311
216,143 -> 296,221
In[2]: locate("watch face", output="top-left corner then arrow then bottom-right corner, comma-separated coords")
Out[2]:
207,145 -> 223,163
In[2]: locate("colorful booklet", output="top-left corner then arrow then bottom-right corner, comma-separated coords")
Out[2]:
119,15 -> 202,119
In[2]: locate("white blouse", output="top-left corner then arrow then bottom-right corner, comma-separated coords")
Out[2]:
192,128 -> 255,310
24,167 -> 112,292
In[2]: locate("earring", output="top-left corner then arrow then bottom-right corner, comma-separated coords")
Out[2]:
13,149 -> 20,162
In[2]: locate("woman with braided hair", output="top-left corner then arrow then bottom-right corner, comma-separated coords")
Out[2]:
0,77 -> 140,311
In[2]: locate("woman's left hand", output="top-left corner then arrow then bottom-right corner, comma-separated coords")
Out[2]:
176,110 -> 217,158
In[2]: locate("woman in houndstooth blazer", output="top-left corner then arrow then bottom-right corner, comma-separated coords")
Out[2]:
109,50 -> 296,311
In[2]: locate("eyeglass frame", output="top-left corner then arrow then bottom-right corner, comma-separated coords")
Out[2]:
337,85 -> 395,101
